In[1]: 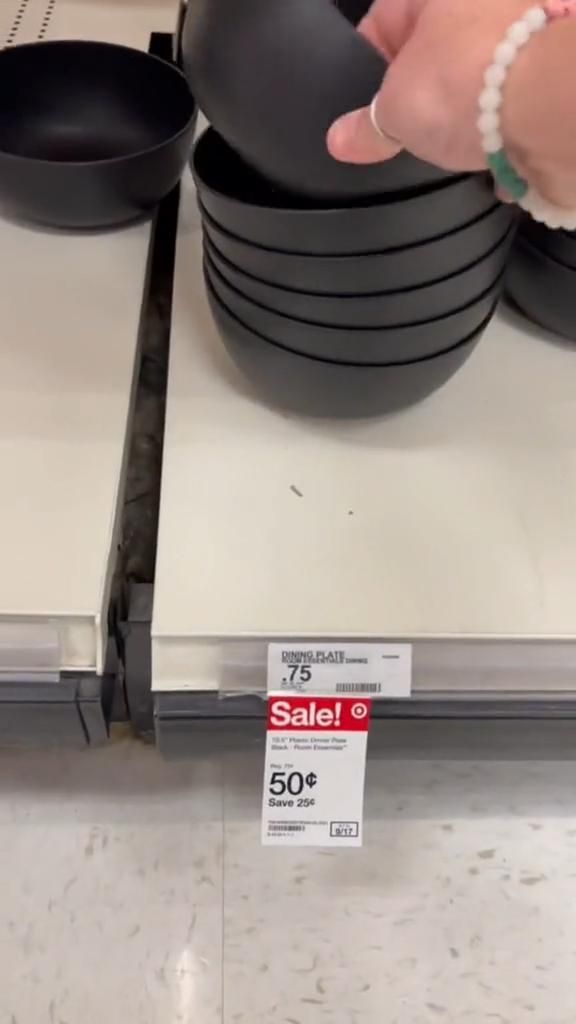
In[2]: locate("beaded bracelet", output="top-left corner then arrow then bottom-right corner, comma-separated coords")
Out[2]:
478,1 -> 576,230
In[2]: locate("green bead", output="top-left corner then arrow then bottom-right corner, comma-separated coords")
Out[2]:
487,150 -> 528,201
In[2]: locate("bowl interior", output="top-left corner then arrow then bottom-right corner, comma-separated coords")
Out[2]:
0,41 -> 194,162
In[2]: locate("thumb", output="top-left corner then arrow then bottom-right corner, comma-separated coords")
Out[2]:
327,40 -> 445,166
327,97 -> 402,165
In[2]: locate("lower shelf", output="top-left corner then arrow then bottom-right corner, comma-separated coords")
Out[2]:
0,672 -> 115,749
154,694 -> 576,759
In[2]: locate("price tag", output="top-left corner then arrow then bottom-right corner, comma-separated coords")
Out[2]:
261,695 -> 371,847
267,642 -> 411,698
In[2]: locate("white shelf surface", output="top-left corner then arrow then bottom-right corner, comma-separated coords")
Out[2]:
0,0 -> 178,50
152,177 -> 576,695
0,0 -> 180,674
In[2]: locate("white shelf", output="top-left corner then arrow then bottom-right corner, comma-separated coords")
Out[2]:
0,0 -> 180,675
152,175 -> 576,695
0,0 -> 178,50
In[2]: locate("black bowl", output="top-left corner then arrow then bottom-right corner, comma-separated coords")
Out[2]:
0,40 -> 196,228
183,0 -> 452,200
201,203 -> 514,296
205,227 -> 513,328
506,238 -> 576,341
520,217 -> 576,270
205,254 -> 501,364
194,130 -> 499,255
207,279 -> 490,417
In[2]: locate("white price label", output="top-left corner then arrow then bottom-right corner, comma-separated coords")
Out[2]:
262,695 -> 371,847
267,642 -> 411,698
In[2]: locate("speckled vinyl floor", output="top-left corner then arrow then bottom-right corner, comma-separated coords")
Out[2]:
3,731 -> 576,1023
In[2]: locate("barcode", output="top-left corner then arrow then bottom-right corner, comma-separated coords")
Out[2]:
335,683 -> 382,693
268,824 -> 306,833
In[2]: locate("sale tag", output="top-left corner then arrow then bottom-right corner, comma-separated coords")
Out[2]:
261,695 -> 371,847
267,642 -> 411,698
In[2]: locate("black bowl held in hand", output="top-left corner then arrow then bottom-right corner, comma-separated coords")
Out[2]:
205,228 -> 513,328
0,40 -> 196,228
183,0 -> 452,200
506,237 -> 576,342
205,253 -> 502,365
206,277 -> 493,418
202,202 -> 515,295
193,130 -> 500,255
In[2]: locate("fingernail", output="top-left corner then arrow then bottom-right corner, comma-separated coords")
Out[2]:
327,117 -> 349,159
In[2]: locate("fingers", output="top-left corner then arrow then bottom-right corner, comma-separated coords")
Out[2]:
327,0 -> 436,166
328,45 -> 414,165
327,45 -> 433,165
328,31 -> 483,171
357,5 -> 397,59
356,0 -> 429,59
327,101 -> 402,165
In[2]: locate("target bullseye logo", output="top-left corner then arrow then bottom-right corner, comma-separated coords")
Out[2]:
351,702 -> 369,721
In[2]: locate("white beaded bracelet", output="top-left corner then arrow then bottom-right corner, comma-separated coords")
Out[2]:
478,1 -> 576,230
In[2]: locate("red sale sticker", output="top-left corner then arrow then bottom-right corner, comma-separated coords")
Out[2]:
262,695 -> 372,848
267,696 -> 371,732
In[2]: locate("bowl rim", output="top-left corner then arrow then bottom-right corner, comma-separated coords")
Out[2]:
0,39 -> 197,168
205,248 -> 505,333
521,217 -> 576,247
207,273 -> 495,368
517,235 -> 576,275
200,199 -> 509,261
204,223 -> 515,301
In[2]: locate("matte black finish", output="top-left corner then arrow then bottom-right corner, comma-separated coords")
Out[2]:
205,256 -> 501,365
520,218 -> 576,270
334,0 -> 373,23
121,583 -> 156,741
156,691 -> 576,725
0,40 -> 196,228
207,280 -> 491,417
156,703 -> 576,759
202,203 -> 514,295
506,238 -> 576,341
194,130 -> 498,254
205,228 -> 513,328
183,0 -> 452,199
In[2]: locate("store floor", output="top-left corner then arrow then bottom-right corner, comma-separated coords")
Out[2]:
2,731 -> 576,1023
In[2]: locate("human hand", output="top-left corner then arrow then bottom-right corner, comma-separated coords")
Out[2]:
328,0 -> 531,172
327,0 -> 576,209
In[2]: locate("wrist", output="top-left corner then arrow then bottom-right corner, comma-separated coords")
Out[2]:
503,17 -> 576,207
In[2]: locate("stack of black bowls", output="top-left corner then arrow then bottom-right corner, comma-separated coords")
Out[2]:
183,0 -> 516,416
506,218 -> 576,342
